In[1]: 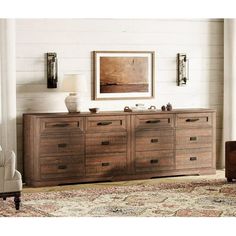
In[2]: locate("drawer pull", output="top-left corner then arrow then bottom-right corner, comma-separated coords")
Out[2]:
190,157 -> 197,161
101,141 -> 110,145
58,165 -> 67,169
186,118 -> 200,122
97,121 -> 112,126
53,123 -> 70,127
58,143 -> 67,148
190,136 -> 197,141
150,159 -> 159,164
151,138 -> 159,143
146,120 -> 160,124
102,162 -> 110,167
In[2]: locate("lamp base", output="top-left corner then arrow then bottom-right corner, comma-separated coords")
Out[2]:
65,93 -> 80,113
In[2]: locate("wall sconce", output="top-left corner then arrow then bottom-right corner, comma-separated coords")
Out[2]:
47,52 -> 58,88
177,53 -> 189,86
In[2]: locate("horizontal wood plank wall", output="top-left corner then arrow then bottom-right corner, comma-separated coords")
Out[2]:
15,19 -> 224,173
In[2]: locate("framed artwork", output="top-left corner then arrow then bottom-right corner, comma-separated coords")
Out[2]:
93,51 -> 155,100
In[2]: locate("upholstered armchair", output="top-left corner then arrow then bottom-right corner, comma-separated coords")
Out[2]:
0,146 -> 22,210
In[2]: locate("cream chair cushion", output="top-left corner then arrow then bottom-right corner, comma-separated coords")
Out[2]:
0,148 -> 22,193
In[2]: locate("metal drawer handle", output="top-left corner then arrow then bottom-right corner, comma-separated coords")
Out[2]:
58,165 -> 67,169
58,143 -> 67,148
102,162 -> 110,166
101,141 -> 110,145
190,136 -> 197,141
186,118 -> 199,122
190,157 -> 197,161
146,120 -> 160,124
150,159 -> 159,164
53,123 -> 70,127
151,138 -> 159,143
97,121 -> 112,126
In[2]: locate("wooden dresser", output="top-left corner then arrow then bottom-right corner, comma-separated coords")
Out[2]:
23,109 -> 216,187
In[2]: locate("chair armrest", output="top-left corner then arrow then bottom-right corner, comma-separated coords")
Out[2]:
4,151 -> 16,180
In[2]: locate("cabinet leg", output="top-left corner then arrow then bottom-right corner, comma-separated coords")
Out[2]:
227,177 -> 233,182
14,195 -> 21,210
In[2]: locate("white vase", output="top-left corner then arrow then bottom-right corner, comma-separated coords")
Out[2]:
64,93 -> 80,113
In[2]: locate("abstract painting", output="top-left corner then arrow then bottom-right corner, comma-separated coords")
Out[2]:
93,51 -> 154,100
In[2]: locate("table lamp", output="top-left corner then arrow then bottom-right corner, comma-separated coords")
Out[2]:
61,74 -> 87,113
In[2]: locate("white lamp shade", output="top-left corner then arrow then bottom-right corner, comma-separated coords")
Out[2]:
61,74 -> 87,93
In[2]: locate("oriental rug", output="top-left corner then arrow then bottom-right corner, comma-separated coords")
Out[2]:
1,174 -> 236,217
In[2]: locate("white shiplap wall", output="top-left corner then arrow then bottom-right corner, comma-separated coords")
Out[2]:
16,19 -> 224,172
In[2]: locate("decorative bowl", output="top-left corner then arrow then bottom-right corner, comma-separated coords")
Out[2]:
89,108 -> 99,113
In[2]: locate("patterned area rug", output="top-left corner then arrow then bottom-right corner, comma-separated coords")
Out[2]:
1,177 -> 236,217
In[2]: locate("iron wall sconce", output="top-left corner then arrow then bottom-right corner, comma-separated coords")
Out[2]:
177,53 -> 189,86
47,52 -> 58,88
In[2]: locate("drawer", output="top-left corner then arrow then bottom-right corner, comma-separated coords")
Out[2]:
86,132 -> 127,154
176,128 -> 212,149
176,113 -> 212,128
40,117 -> 84,133
86,115 -> 127,132
135,150 -> 174,173
86,153 -> 127,176
40,155 -> 84,179
40,134 -> 84,156
135,130 -> 174,151
135,114 -> 174,130
176,148 -> 213,170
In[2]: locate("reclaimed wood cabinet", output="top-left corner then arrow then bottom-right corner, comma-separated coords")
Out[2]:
23,109 -> 216,187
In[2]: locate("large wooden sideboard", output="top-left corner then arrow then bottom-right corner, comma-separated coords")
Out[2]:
23,109 -> 216,187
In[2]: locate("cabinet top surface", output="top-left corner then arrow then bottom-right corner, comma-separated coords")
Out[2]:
23,108 -> 216,117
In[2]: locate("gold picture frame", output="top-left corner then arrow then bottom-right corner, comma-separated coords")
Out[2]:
93,51 -> 155,100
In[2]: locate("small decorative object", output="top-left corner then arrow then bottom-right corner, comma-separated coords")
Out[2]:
124,106 -> 132,112
135,103 -> 145,108
131,103 -> 147,111
61,74 -> 87,113
89,108 -> 99,113
47,52 -> 58,88
177,53 -> 189,86
166,103 -> 172,111
148,105 -> 156,110
93,51 -> 155,100
161,105 -> 166,111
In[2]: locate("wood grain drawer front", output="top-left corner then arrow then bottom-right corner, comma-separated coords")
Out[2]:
40,135 -> 84,156
86,116 -> 127,132
135,150 -> 174,172
136,130 -> 174,151
86,133 -> 127,154
135,114 -> 174,130
176,148 -> 213,170
176,129 -> 212,149
176,113 -> 212,128
40,156 -> 84,179
40,117 -> 83,133
86,153 -> 127,176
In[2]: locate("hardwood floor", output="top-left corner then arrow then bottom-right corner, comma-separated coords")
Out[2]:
22,169 -> 225,193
